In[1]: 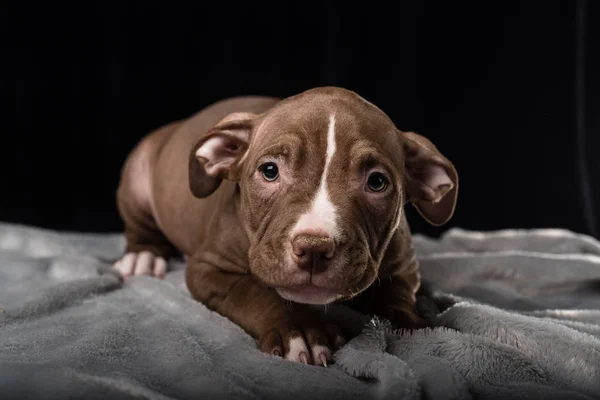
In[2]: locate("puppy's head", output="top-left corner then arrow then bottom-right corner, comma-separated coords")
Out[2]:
190,87 -> 458,305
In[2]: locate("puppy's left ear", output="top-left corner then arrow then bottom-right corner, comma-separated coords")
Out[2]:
402,131 -> 458,226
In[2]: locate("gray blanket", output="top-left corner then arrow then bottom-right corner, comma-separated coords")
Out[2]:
1,222 -> 600,400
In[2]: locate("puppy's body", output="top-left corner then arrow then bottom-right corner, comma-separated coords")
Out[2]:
115,87 -> 457,366
117,96 -> 278,259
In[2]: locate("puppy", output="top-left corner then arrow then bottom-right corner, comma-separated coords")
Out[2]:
114,87 -> 458,366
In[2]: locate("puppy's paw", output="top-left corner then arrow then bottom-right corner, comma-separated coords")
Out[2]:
259,320 -> 346,367
113,251 -> 167,279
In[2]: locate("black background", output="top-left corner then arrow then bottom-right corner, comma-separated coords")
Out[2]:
1,1 -> 599,238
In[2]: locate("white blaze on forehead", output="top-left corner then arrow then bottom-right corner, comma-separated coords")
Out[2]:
290,114 -> 340,239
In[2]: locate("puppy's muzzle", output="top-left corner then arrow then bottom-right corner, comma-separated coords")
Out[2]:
291,233 -> 336,273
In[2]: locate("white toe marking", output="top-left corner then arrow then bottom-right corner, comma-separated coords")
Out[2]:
115,252 -> 136,276
114,252 -> 168,278
134,251 -> 153,275
290,114 -> 339,240
153,257 -> 167,278
310,344 -> 331,366
285,336 -> 310,363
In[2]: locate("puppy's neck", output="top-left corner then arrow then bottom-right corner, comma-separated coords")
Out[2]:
379,215 -> 419,280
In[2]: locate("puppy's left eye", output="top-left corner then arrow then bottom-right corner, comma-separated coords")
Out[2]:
366,172 -> 388,192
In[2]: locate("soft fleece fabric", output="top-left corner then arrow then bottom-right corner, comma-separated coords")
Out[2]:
1,223 -> 599,399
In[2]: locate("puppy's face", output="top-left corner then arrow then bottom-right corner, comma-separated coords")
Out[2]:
191,87 -> 457,305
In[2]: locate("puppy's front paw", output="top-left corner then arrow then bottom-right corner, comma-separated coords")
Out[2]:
113,251 -> 167,278
259,318 -> 346,367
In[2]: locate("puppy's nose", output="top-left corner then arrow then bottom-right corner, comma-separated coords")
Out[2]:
291,233 -> 336,272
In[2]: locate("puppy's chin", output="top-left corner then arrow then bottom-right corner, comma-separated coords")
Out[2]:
276,285 -> 342,305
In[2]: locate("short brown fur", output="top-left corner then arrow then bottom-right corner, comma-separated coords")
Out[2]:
115,87 -> 458,366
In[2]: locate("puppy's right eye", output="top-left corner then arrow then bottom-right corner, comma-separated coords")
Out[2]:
366,172 -> 389,192
259,162 -> 279,182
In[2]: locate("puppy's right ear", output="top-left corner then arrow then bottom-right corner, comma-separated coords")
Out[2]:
189,112 -> 257,198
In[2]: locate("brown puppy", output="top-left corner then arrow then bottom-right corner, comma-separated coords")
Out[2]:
114,87 -> 458,366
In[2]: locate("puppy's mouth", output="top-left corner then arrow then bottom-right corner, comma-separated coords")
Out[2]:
275,284 -> 342,305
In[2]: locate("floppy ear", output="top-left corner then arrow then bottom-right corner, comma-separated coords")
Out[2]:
402,131 -> 458,226
189,112 -> 257,198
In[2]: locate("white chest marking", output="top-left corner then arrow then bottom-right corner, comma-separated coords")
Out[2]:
290,114 -> 340,239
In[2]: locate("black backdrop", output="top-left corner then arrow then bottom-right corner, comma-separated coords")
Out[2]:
1,1 -> 599,238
